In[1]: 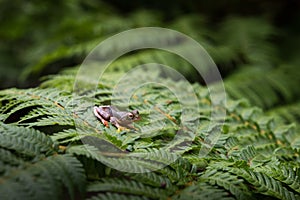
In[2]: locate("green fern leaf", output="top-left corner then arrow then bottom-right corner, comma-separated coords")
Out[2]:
0,154 -> 85,200
172,182 -> 235,200
87,192 -> 149,200
0,123 -> 56,157
87,178 -> 168,199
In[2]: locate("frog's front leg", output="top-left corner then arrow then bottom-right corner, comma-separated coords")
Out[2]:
110,117 -> 137,132
94,106 -> 110,127
109,117 -> 129,132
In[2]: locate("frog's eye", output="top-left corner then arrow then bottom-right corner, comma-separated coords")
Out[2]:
128,113 -> 134,119
132,110 -> 139,115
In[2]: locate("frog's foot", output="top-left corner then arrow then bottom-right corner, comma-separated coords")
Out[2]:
117,126 -> 130,133
103,121 -> 109,127
132,126 -> 140,131
97,117 -> 109,128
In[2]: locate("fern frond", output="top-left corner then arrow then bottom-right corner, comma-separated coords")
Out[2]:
210,160 -> 300,200
232,167 -> 298,200
126,171 -> 173,189
232,145 -> 257,162
225,66 -> 300,109
0,88 -> 72,123
0,123 -> 56,157
256,164 -> 300,193
130,148 -> 179,166
18,107 -> 75,127
87,192 -> 149,200
0,148 -> 24,167
201,169 -> 254,200
87,178 -> 169,199
255,171 -> 297,200
273,124 -> 300,149
51,129 -> 82,144
216,17 -> 278,67
66,144 -> 105,161
171,182 -> 235,200
0,154 -> 86,200
268,101 -> 300,125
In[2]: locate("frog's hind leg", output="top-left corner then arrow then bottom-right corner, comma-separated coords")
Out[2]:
94,107 -> 110,127
110,117 -> 121,129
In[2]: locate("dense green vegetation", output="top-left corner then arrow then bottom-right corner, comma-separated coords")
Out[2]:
0,1 -> 300,199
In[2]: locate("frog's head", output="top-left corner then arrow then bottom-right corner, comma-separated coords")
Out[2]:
127,110 -> 140,121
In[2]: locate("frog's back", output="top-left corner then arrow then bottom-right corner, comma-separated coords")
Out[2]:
110,106 -> 123,118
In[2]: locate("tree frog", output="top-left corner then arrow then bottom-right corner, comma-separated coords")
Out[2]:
93,105 -> 140,130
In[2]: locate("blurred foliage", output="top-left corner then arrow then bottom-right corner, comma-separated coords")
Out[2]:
1,0 -> 300,88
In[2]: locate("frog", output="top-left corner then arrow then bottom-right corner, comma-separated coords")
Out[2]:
93,105 -> 140,130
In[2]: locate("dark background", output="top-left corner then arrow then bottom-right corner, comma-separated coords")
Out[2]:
0,0 -> 299,89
